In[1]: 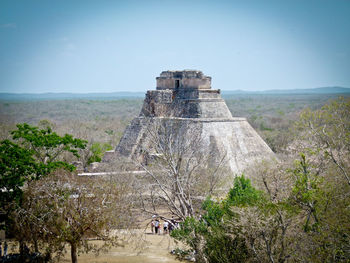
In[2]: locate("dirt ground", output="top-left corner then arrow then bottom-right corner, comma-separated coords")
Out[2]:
5,230 -> 181,263
61,230 -> 181,263
5,214 -> 183,262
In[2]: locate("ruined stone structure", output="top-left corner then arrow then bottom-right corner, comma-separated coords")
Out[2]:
105,70 -> 273,174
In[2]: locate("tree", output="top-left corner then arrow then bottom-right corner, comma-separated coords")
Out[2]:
76,141 -> 113,171
291,98 -> 350,261
1,123 -> 133,263
135,119 -> 227,221
170,98 -> 350,263
171,175 -> 261,263
87,142 -> 113,164
0,122 -> 87,257
10,169 -> 133,263
241,153 -> 350,262
296,97 -> 350,185
233,163 -> 299,263
0,140 -> 36,211
0,123 -> 87,226
11,123 -> 86,167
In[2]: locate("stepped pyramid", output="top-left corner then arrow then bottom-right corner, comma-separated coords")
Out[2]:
105,70 -> 273,174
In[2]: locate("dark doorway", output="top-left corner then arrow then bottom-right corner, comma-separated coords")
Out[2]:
175,79 -> 180,89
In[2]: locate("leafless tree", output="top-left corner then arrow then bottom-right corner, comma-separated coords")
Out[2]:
231,160 -> 300,263
295,97 -> 350,185
133,118 -> 227,221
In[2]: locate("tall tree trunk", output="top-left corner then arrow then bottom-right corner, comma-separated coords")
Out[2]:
34,238 -> 39,253
194,235 -> 208,263
70,243 -> 78,263
19,240 -> 24,256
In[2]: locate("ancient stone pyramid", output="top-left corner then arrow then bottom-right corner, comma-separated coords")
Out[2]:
106,70 -> 273,174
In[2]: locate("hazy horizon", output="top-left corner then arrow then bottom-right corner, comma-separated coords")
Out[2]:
1,86 -> 349,98
1,0 -> 350,93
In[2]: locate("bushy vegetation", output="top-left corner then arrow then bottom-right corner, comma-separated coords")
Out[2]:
0,123 -> 87,214
225,94 -> 342,153
0,99 -> 142,158
171,97 -> 350,262
1,95 -> 349,262
0,123 -> 131,263
171,175 -> 262,263
0,94 -> 344,154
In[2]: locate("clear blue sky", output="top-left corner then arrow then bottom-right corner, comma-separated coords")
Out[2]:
0,0 -> 349,93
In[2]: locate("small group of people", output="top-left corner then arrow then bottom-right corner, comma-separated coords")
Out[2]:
0,241 -> 8,258
151,215 -> 179,235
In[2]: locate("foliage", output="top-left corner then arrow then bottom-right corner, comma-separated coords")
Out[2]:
10,170 -> 133,263
0,140 -> 36,209
225,175 -> 262,208
286,98 -> 350,261
1,123 -> 133,263
172,150 -> 350,263
87,142 -> 112,164
296,97 -> 350,185
0,94 -> 340,155
0,123 -> 87,222
171,175 -> 261,263
289,153 -> 323,232
171,98 -> 350,263
0,99 -> 143,149
1,94 -> 349,262
11,123 -> 86,166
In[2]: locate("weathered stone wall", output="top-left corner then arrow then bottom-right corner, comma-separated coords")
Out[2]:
140,70 -> 231,119
140,90 -> 173,116
197,100 -> 232,118
113,116 -> 274,175
156,70 -> 211,90
198,89 -> 221,99
107,70 -> 274,176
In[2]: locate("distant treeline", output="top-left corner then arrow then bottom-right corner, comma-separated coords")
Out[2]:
1,86 -> 349,101
0,93 -> 349,154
